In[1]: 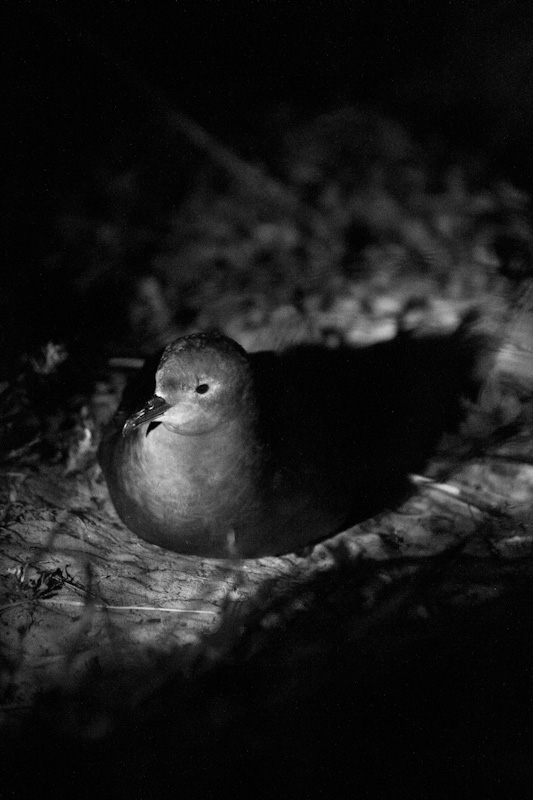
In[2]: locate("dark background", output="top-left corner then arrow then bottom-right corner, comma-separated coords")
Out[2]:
6,1 -> 533,206
4,0 -> 533,358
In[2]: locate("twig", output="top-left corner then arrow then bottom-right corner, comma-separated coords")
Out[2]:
40,598 -> 217,614
410,473 -> 509,517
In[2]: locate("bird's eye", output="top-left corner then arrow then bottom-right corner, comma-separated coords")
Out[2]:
195,383 -> 209,394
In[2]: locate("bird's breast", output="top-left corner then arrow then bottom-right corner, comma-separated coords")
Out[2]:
101,415 -> 268,554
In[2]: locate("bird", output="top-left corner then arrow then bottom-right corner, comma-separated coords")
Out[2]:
98,300 -> 528,559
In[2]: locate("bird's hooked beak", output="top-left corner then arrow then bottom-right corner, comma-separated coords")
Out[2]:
122,395 -> 171,437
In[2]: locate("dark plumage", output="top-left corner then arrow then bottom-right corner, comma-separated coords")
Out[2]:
99,318 -> 501,558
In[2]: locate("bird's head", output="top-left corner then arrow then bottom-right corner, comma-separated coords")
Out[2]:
122,333 -> 254,437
